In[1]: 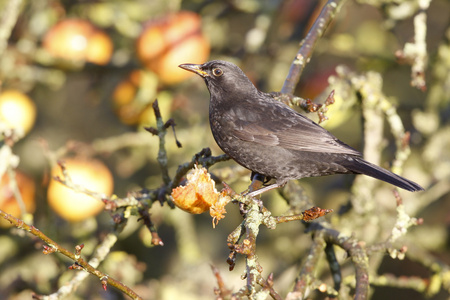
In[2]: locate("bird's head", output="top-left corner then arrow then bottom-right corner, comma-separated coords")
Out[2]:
179,60 -> 258,98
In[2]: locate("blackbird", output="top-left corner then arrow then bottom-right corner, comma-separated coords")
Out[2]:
179,60 -> 424,196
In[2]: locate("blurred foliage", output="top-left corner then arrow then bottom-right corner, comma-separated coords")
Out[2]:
0,0 -> 449,299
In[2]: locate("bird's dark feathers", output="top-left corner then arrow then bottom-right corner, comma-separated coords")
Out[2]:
179,60 -> 424,194
200,60 -> 361,156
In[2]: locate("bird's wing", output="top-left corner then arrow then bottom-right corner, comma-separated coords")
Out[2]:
228,105 -> 361,156
232,122 -> 280,145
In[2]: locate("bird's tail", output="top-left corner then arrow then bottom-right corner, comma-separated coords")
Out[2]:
344,157 -> 424,192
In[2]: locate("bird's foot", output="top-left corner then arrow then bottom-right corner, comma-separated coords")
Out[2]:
245,183 -> 281,198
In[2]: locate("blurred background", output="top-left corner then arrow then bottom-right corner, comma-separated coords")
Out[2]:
0,0 -> 449,299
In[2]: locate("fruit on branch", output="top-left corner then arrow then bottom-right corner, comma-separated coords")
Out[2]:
136,11 -> 210,85
0,89 -> 37,135
0,171 -> 36,228
47,157 -> 114,222
43,19 -> 113,65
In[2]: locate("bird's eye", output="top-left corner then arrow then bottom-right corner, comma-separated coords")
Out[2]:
212,68 -> 223,77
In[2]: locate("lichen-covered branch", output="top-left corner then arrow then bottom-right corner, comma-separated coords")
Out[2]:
395,0 -> 431,91
291,231 -> 328,297
322,227 -> 370,300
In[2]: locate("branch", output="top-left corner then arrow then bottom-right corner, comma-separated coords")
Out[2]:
380,97 -> 412,176
0,0 -> 22,57
225,182 -> 331,298
281,181 -> 366,298
145,99 -> 175,185
291,231 -> 328,297
395,0 -> 430,91
0,209 -> 142,300
281,0 -> 347,94
351,71 -> 385,214
404,242 -> 450,297
39,233 -> 121,299
53,160 -> 108,202
370,273 -> 427,292
322,227 -> 370,300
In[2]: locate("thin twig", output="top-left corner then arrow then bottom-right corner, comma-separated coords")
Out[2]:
41,233 -> 121,299
147,99 -> 171,185
325,242 -> 341,292
0,209 -> 143,300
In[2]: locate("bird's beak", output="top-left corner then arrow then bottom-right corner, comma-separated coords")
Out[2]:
178,63 -> 209,78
